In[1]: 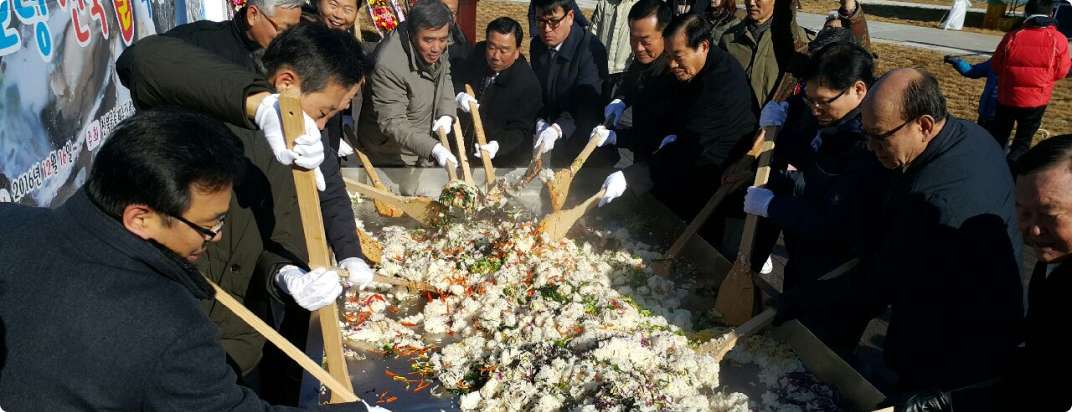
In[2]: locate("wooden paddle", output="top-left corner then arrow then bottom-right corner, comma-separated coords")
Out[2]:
546,115 -> 616,212
713,125 -> 779,326
652,129 -> 768,278
697,258 -> 861,360
464,84 -> 498,195
204,275 -> 359,402
343,125 -> 404,219
356,227 -> 382,264
279,91 -> 353,402
334,268 -> 445,295
436,128 -> 459,181
452,121 -> 476,187
538,188 -> 606,242
342,177 -> 447,228
508,140 -> 547,195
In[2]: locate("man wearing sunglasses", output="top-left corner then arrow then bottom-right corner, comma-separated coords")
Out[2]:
530,0 -> 616,169
773,68 -> 1024,403
723,42 -> 889,360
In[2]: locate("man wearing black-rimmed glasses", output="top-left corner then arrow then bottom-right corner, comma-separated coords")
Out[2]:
529,0 -> 615,168
773,68 -> 1025,404
723,42 -> 889,360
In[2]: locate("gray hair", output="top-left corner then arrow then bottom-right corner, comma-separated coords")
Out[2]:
247,0 -> 303,16
407,0 -> 453,36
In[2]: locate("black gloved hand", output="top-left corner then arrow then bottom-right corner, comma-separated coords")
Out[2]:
771,292 -> 801,326
878,388 -> 952,412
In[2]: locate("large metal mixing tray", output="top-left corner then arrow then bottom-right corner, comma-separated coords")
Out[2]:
297,166 -> 884,411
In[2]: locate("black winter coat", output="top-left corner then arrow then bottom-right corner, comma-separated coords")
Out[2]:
456,42 -> 543,167
117,35 -> 312,375
782,117 -> 1024,392
163,8 -> 260,72
164,18 -> 363,264
0,191 -> 366,411
530,23 -> 617,168
767,101 -> 889,288
649,47 -> 756,220
613,54 -> 674,164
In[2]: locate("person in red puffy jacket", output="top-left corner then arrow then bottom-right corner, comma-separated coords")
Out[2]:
990,0 -> 1071,167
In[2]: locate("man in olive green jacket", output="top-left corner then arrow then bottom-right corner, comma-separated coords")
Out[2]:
720,0 -> 869,108
358,0 -> 459,167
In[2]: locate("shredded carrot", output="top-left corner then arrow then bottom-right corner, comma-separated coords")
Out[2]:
386,396 -> 398,403
385,370 -> 400,378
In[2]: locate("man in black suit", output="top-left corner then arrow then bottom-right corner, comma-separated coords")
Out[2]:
454,17 -> 543,167
529,0 -> 616,168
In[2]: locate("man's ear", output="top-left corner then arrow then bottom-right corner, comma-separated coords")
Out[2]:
273,69 -> 301,94
246,5 -> 261,27
918,115 -> 938,144
122,204 -> 158,241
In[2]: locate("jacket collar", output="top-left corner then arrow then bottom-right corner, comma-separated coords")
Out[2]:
901,116 -> 957,176
231,7 -> 263,53
1024,15 -> 1059,27
60,190 -> 214,300
553,22 -> 585,62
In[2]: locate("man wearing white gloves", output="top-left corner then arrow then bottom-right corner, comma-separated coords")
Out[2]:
726,43 -> 889,357
117,24 -> 377,387
358,0 -> 460,167
530,0 -> 617,168
453,18 -> 544,167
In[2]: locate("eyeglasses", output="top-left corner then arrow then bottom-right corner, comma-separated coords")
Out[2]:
535,13 -> 569,30
864,118 -> 916,141
171,214 -> 226,240
257,8 -> 284,33
802,87 -> 850,110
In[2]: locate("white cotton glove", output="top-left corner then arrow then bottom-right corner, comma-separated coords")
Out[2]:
603,99 -> 626,127
759,101 -> 789,128
431,143 -> 458,167
254,93 -> 326,170
599,171 -> 627,207
534,121 -> 561,153
432,115 -> 453,134
474,140 -> 499,159
338,139 -> 354,158
656,135 -> 677,152
743,186 -> 775,217
339,257 -> 374,290
590,125 -> 617,147
362,400 -> 393,412
275,265 -> 343,311
455,92 -> 479,114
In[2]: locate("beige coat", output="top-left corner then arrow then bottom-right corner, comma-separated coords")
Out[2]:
589,0 -> 639,75
359,22 -> 457,166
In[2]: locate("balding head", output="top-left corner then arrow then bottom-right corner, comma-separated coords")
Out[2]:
862,68 -> 948,169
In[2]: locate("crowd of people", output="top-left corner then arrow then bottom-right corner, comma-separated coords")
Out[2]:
0,0 -> 1070,410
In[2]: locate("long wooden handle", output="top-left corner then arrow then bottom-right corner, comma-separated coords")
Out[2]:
666,128 -> 769,259
336,269 -> 443,294
342,177 -> 404,205
344,126 -> 387,189
710,257 -> 861,358
577,188 -> 607,215
279,92 -> 354,403
568,114 -> 617,175
737,125 -> 779,261
665,184 -> 736,259
204,276 -> 358,402
465,84 -> 496,189
452,121 -> 475,186
436,128 -> 458,181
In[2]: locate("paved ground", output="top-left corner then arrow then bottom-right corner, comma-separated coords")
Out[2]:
796,11 -> 1003,54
